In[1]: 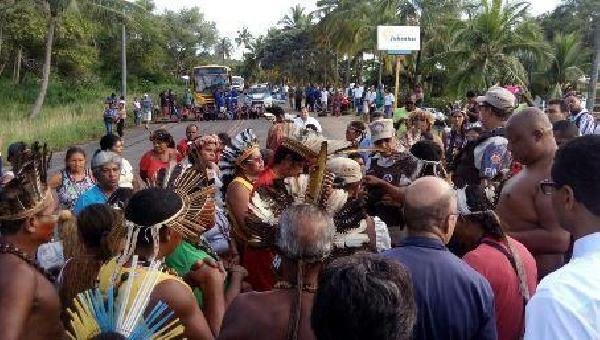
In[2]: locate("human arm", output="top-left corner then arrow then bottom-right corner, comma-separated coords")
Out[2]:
226,182 -> 251,231
474,282 -> 498,340
152,279 -> 215,340
185,258 -> 227,337
0,263 -> 36,340
363,175 -> 406,204
48,172 -> 62,189
225,264 -> 247,307
366,216 -> 377,252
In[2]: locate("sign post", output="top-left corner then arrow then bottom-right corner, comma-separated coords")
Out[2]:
377,26 -> 420,110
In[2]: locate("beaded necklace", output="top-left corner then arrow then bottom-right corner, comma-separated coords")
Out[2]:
0,242 -> 53,282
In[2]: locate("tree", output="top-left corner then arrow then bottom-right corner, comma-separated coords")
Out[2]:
548,33 -> 588,89
215,37 -> 233,62
279,4 -> 313,30
29,0 -> 71,119
430,0 -> 550,95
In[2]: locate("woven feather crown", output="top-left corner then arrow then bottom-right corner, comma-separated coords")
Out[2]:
0,142 -> 52,221
219,128 -> 260,176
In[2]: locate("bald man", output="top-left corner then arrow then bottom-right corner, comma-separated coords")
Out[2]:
497,108 -> 570,280
382,177 -> 496,340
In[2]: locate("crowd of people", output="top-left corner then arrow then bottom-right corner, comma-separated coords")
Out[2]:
1,83 -> 600,340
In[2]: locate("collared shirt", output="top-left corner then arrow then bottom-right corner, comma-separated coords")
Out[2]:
524,232 -> 600,340
464,237 -> 538,340
73,184 -> 108,215
293,116 -> 322,133
382,236 -> 497,340
568,109 -> 595,136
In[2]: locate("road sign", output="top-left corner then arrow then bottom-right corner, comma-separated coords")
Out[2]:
377,26 -> 421,52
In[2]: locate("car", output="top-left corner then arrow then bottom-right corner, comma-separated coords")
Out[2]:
244,84 -> 274,114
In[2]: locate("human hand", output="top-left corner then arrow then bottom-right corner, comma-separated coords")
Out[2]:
363,175 -> 387,188
185,258 -> 226,290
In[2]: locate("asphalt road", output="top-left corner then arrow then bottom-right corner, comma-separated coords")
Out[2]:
48,114 -> 356,174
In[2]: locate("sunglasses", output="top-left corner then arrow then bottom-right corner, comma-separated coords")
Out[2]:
539,179 -> 561,195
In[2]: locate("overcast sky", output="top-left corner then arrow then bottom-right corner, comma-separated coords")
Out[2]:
153,0 -> 561,59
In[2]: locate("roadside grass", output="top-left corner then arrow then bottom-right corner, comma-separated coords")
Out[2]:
0,79 -> 185,151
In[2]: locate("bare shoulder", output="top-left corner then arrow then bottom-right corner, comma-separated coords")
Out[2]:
151,278 -> 196,308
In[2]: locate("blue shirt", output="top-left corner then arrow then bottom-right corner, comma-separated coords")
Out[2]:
73,185 -> 108,215
382,236 -> 497,340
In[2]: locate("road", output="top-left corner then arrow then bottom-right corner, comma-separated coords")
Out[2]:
48,114 -> 356,174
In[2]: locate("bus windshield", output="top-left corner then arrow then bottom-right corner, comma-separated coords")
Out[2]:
194,67 -> 230,93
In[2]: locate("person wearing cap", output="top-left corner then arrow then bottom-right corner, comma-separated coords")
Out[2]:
73,151 -> 121,215
453,86 -> 515,190
327,157 -> 378,255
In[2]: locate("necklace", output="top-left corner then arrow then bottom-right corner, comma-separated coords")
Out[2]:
274,280 -> 318,293
0,242 -> 53,282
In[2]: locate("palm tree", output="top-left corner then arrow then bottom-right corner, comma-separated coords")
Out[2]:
547,33 -> 587,89
215,37 -> 233,62
431,0 -> 551,95
279,4 -> 313,30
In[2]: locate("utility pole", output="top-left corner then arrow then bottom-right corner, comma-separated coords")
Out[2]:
121,22 -> 126,98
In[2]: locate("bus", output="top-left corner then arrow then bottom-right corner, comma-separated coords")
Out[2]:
192,65 -> 232,111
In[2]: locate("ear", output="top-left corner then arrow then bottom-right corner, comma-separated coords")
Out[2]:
562,185 -> 576,212
533,128 -> 545,141
24,217 -> 37,234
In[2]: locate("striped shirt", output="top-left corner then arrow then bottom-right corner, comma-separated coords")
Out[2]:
568,110 -> 595,135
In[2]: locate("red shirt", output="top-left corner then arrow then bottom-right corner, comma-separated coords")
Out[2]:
139,149 -> 182,182
463,237 -> 537,340
254,168 -> 277,189
177,138 -> 190,157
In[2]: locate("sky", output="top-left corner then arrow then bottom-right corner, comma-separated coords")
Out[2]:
153,0 -> 562,59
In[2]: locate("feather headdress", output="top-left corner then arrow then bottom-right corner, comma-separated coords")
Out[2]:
0,142 -> 52,221
120,161 -> 215,263
280,127 -> 350,159
243,141 -> 348,248
218,129 -> 260,176
67,257 -> 185,340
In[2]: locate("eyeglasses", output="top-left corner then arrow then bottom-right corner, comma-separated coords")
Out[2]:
244,156 -> 263,163
540,179 -> 561,195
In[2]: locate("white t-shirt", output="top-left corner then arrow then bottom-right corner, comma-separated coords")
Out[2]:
321,90 -> 328,102
119,158 -> 134,188
293,116 -> 322,133
384,94 -> 395,106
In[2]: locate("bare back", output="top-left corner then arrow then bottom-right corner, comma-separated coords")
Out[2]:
0,256 -> 64,340
218,290 -> 316,340
497,168 -> 542,231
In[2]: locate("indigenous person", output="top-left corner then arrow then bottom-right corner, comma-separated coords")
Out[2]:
58,203 -> 118,315
219,204 -> 334,340
311,255 -> 416,340
99,134 -> 134,188
453,86 -> 515,191
266,107 -> 288,151
451,185 -> 537,340
49,146 -> 95,211
552,120 -> 579,148
497,108 -> 570,280
139,129 -> 181,184
327,157 -> 377,255
564,93 -> 595,135
98,184 -> 224,339
294,106 -> 322,133
219,129 -> 267,290
381,177 -> 497,340
73,151 -> 121,215
525,136 -> 600,339
178,123 -> 200,157
0,143 -> 64,340
546,99 -> 565,123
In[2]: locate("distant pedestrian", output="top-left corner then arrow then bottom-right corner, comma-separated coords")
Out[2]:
141,93 -> 152,128
133,96 -> 141,126
103,101 -> 117,135
116,96 -> 126,137
384,90 -> 395,118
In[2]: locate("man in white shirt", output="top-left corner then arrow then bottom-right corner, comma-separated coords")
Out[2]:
384,90 -> 396,119
565,94 -> 595,135
353,84 -> 364,114
525,135 -> 600,340
366,86 -> 377,114
293,106 -> 322,133
321,88 -> 329,113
